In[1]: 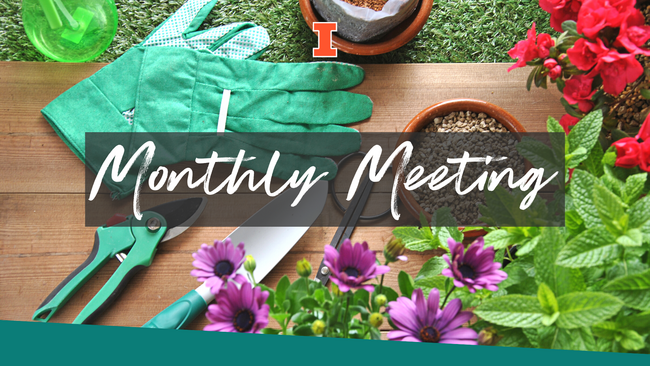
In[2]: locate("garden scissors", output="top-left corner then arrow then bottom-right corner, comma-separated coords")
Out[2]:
33,197 -> 207,324
315,152 -> 392,284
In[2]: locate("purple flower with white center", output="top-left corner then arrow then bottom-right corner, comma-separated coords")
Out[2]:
323,239 -> 390,293
204,281 -> 269,333
442,237 -> 507,293
387,288 -> 478,345
191,238 -> 247,295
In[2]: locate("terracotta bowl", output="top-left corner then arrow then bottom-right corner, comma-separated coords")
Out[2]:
299,0 -> 434,56
391,99 -> 527,237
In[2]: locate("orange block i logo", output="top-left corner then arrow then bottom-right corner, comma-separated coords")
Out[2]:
312,22 -> 337,58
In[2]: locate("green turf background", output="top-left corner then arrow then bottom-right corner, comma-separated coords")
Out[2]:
0,0 -> 552,63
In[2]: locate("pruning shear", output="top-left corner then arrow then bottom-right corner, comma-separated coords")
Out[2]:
33,197 -> 207,325
315,152 -> 391,284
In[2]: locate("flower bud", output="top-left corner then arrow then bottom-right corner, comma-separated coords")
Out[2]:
478,327 -> 499,346
383,237 -> 406,263
312,320 -> 326,335
369,313 -> 383,328
374,294 -> 387,307
244,255 -> 256,273
296,258 -> 312,278
331,283 -> 344,297
543,58 -> 558,69
548,65 -> 562,80
558,53 -> 568,62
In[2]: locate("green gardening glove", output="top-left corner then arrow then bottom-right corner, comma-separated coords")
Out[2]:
42,0 -> 270,166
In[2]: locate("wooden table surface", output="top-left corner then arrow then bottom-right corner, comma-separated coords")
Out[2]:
0,61 -> 564,330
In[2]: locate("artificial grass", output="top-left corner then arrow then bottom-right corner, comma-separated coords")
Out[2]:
0,0 -> 552,64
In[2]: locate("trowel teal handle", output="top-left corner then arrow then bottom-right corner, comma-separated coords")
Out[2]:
142,290 -> 209,329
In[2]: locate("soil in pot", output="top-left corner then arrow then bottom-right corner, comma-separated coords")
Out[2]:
404,111 -> 525,225
341,0 -> 388,11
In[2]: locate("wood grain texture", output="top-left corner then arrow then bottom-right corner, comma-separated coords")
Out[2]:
0,61 -> 565,329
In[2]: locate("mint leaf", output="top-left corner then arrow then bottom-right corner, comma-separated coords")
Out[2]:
474,295 -> 544,328
568,110 -> 602,153
623,173 -> 647,205
566,146 -> 589,168
484,229 -> 524,250
619,330 -> 646,351
515,236 -> 540,256
570,170 -> 603,228
398,271 -> 415,298
617,310 -> 650,333
496,328 -> 533,348
535,227 -> 585,296
538,282 -> 559,315
547,116 -> 565,134
616,229 -> 643,247
556,226 -> 622,268
415,256 -> 447,281
628,197 -> 650,242
555,327 -> 596,351
556,292 -> 623,329
602,269 -> 650,311
414,276 -> 446,296
501,261 -> 534,289
584,142 -> 605,177
593,185 -> 626,235
392,227 -> 438,252
517,137 -> 564,182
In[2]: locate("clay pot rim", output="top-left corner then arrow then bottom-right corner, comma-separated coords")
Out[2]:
298,0 -> 434,56
391,98 -> 528,238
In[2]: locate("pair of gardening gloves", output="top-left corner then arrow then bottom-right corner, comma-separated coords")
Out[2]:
42,0 -> 373,199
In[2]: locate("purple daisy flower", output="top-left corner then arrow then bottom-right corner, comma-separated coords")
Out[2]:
191,238 -> 247,294
442,237 -> 507,293
323,239 -> 390,293
387,288 -> 478,345
204,282 -> 270,333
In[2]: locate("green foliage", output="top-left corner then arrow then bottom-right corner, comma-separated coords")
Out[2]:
392,209 -> 462,252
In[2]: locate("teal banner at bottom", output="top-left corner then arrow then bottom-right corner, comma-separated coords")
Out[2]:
0,320 -> 647,365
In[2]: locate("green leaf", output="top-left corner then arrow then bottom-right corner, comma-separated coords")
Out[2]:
584,142 -> 605,177
517,137 -> 564,182
292,324 -> 314,336
629,196 -> 650,232
392,226 -> 438,252
496,328 -> 533,348
300,297 -> 320,310
415,257 -> 447,281
618,330 -> 646,351
370,327 -> 382,340
414,276 -> 446,296
556,226 -> 622,268
270,313 -> 290,323
554,327 -> 596,351
602,269 -> 650,310
398,271 -> 415,298
616,229 -> 643,247
474,295 -> 544,328
570,170 -> 603,228
275,275 -> 290,309
261,328 -> 282,335
501,261 -> 533,289
566,146 -> 589,168
565,210 -> 585,234
258,284 -> 276,310
535,227 -> 585,296
593,185 -> 626,235
641,88 -> 650,99
430,207 -> 463,244
618,310 -> 650,333
538,283 -> 559,315
568,110 -> 603,153
623,173 -> 647,205
547,116 -> 565,134
515,236 -> 540,257
556,292 -> 623,329
484,229 -> 524,250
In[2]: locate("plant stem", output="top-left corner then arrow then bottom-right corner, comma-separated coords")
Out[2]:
442,287 -> 456,308
378,260 -> 388,294
343,293 -> 351,338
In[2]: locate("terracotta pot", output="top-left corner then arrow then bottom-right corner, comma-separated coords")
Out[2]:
391,99 -> 527,238
299,0 -> 434,56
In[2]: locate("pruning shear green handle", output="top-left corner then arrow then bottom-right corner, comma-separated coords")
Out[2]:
33,197 -> 207,324
33,216 -> 142,322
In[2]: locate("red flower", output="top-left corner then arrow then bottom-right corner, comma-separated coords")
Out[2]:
508,23 -> 540,71
563,75 -> 596,112
559,114 -> 581,134
640,140 -> 650,172
537,33 -> 555,58
636,113 -> 650,141
615,10 -> 650,56
588,50 -> 644,95
539,0 -> 583,32
577,0 -> 637,40
613,137 -> 642,169
549,65 -> 563,80
567,38 -> 608,71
